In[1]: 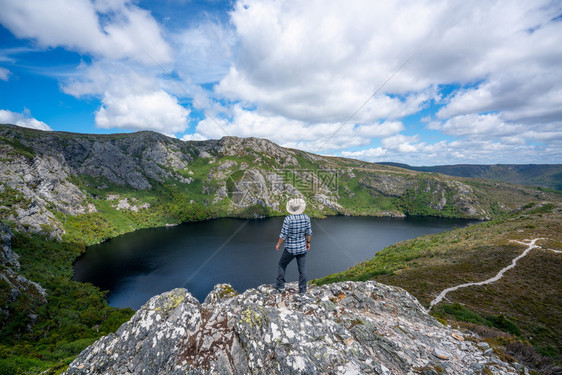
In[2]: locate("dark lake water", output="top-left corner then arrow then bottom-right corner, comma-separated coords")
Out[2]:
73,216 -> 474,310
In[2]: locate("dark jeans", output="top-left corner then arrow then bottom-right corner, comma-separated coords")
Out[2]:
276,249 -> 307,293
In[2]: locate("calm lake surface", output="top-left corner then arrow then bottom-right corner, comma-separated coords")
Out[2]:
73,216 -> 474,310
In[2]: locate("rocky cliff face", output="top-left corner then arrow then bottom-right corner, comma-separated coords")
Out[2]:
65,281 -> 523,375
0,125 -> 203,237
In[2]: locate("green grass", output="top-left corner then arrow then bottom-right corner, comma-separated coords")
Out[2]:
525,203 -> 555,215
434,303 -> 490,325
61,174 -> 218,245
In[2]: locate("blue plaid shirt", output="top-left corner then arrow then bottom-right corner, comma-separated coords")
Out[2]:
279,214 -> 312,255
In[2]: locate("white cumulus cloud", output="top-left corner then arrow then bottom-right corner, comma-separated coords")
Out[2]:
2,0 -> 562,164
340,137 -> 554,166
95,91 -> 189,135
184,104 -> 404,151
216,0 -> 439,125
62,60 -> 190,134
341,147 -> 387,160
204,0 -> 562,163
0,0 -> 171,63
0,109 -> 52,131
430,113 -> 562,147
436,114 -> 524,138
172,21 -> 235,84
381,134 -> 420,153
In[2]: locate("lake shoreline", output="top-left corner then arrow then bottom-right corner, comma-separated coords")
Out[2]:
73,216 -> 478,310
80,211 -> 485,247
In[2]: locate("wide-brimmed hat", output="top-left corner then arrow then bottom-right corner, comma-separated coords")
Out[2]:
286,198 -> 306,215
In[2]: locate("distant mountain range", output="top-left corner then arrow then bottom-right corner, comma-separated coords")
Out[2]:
378,162 -> 562,190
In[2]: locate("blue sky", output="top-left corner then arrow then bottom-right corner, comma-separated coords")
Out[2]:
0,0 -> 561,165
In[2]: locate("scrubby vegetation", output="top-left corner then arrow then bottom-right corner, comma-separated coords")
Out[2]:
0,233 -> 134,374
62,176 -> 218,246
0,136 -> 35,159
314,203 -> 562,370
0,185 -> 32,219
433,303 -> 521,336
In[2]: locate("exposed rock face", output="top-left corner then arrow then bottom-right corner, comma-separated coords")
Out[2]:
358,173 -> 489,219
0,221 -> 20,270
0,126 -> 200,237
0,149 -> 81,238
0,222 -> 47,331
217,137 -> 299,167
359,173 -> 415,197
65,281 -> 522,375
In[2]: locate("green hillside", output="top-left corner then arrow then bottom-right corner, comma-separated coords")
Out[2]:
0,124 -> 561,373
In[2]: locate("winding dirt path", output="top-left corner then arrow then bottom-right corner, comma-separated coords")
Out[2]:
428,238 -> 559,310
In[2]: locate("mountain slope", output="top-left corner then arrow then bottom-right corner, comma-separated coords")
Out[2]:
378,162 -> 562,190
1,124 -> 558,246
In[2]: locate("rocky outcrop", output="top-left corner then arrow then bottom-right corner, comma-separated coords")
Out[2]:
217,137 -> 299,167
0,147 -> 82,238
359,173 -> 415,197
0,127 -> 197,191
65,281 -> 522,375
357,172 -> 490,219
220,168 -> 318,212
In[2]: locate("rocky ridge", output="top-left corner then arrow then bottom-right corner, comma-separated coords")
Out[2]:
65,281 -> 523,375
1,124 -> 556,241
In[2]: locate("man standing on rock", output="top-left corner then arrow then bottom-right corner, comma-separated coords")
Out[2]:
275,198 -> 312,294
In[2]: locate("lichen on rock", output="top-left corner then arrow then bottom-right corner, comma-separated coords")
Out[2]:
65,281 -> 523,375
